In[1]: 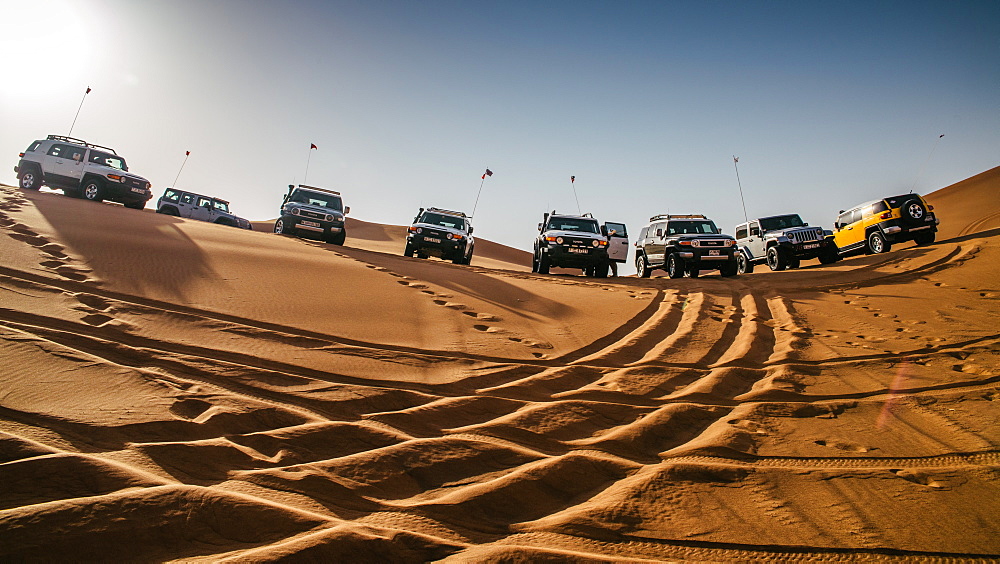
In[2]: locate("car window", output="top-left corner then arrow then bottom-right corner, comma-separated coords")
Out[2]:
163,189 -> 180,202
26,141 -> 42,153
292,190 -> 343,211
180,193 -> 194,204
760,215 -> 804,231
735,225 -> 748,239
638,227 -> 648,241
605,222 -> 627,237
550,218 -> 599,233
749,222 -> 760,237
198,197 -> 213,207
421,212 -> 465,230
47,144 -> 71,158
668,220 -> 719,235
89,151 -> 127,171
872,201 -> 889,214
213,200 -> 230,213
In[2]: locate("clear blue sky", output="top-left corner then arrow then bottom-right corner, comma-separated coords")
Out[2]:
2,0 -> 997,265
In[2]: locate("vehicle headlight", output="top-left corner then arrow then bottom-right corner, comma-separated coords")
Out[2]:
556,236 -> 564,244
725,240 -> 734,247
680,240 -> 692,246
325,214 -> 333,222
545,236 -> 557,242
291,208 -> 300,216
591,239 -> 599,247
416,227 -> 423,234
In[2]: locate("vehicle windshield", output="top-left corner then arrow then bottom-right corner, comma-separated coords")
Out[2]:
667,220 -> 719,235
550,217 -> 600,234
760,214 -> 805,231
90,151 -> 127,171
213,200 -> 230,213
290,190 -> 343,211
420,212 -> 466,231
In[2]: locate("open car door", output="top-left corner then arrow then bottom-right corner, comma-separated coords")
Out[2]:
604,221 -> 629,263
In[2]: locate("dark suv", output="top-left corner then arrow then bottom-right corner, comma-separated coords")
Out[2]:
274,184 -> 350,245
405,207 -> 474,264
634,214 -> 738,278
533,211 -> 610,277
14,135 -> 152,209
734,214 -> 838,273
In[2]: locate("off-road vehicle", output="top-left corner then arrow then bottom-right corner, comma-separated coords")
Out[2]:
634,214 -> 738,278
405,207 -> 474,265
532,211 -> 611,277
156,188 -> 252,229
14,135 -> 152,209
273,184 -> 350,245
832,193 -> 939,256
734,213 -> 838,273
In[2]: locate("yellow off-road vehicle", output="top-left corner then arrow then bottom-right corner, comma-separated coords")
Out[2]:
832,193 -> 939,256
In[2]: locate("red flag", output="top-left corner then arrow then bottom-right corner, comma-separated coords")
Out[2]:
85,86 -> 91,94
570,175 -> 575,183
310,143 -> 318,150
185,151 -> 190,156
481,168 -> 493,179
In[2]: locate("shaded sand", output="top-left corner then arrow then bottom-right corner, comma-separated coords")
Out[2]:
1,167 -> 998,561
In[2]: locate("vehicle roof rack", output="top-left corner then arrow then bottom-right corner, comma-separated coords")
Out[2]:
425,207 -> 467,218
295,184 -> 340,196
46,134 -> 118,155
551,211 -> 595,219
649,214 -> 708,222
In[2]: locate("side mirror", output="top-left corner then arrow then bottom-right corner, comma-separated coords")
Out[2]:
468,226 -> 474,234
839,210 -> 845,214
537,222 -> 543,231
344,206 -> 351,215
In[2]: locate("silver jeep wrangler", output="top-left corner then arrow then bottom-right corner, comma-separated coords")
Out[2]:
734,214 -> 838,273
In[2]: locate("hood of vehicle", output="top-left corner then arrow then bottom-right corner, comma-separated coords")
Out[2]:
412,222 -> 469,237
766,226 -> 825,242
673,232 -> 734,240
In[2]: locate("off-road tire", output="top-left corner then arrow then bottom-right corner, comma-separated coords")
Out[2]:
537,253 -> 550,274
868,231 -> 890,254
900,199 -> 926,226
636,255 -> 652,278
416,252 -> 428,259
788,257 -> 801,269
666,253 -> 684,279
273,218 -> 289,234
819,246 -> 840,264
720,261 -> 739,277
215,218 -> 234,227
737,253 -> 754,274
82,179 -> 104,202
404,242 -> 415,257
158,206 -> 180,216
18,168 -> 41,190
688,265 -> 700,278
327,230 -> 346,245
594,262 -> 608,278
124,201 -> 145,210
914,232 -> 936,246
766,246 -> 788,271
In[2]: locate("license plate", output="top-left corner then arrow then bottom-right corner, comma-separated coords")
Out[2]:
709,250 -> 720,256
425,237 -> 441,243
803,243 -> 820,249
301,220 -> 319,227
131,187 -> 145,193
568,247 -> 588,254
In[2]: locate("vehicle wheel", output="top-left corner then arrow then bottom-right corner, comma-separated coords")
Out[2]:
215,218 -> 234,226
18,169 -> 41,190
737,253 -> 754,274
636,255 -> 652,278
788,258 -> 801,269
404,242 -> 415,257
594,262 -> 608,278
124,201 -> 145,210
819,246 -> 840,264
914,232 -> 936,246
688,265 -> 700,278
867,231 -> 890,254
720,262 -> 739,277
416,252 -> 428,259
328,231 -> 346,245
157,206 -> 180,216
537,253 -> 550,274
766,246 -> 788,271
82,180 -> 104,202
666,254 -> 684,279
900,199 -> 926,225
531,254 -> 539,273
274,218 -> 292,234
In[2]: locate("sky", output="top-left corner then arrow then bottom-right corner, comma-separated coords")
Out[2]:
1,0 -> 997,271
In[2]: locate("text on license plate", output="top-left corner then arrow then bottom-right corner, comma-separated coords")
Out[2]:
131,187 -> 145,193
709,250 -> 720,256
568,247 -> 588,254
301,220 -> 320,227
425,237 -> 441,243
803,243 -> 820,249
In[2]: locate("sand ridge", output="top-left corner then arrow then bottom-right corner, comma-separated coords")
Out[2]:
1,168 -> 999,561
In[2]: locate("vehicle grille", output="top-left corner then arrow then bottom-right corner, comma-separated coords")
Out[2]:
696,239 -> 728,247
787,227 -> 824,244
124,177 -> 147,191
424,228 -> 445,237
299,210 -> 327,221
565,237 -> 591,246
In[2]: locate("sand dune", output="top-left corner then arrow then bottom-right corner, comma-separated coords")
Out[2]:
1,167 -> 998,561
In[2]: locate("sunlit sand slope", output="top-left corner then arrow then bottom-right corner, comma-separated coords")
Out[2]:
1,174 -> 998,560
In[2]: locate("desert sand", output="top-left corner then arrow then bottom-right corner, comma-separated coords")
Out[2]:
1,166 -> 998,561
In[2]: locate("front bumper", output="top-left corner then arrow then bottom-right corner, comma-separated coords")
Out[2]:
784,238 -> 835,258
283,215 -> 344,237
544,245 -> 609,267
408,234 -> 466,256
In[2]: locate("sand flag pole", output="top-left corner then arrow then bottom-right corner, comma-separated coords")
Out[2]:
733,156 -> 749,224
304,143 -> 318,184
570,175 -> 581,214
172,150 -> 191,187
68,86 -> 91,137
910,134 -> 945,193
471,167 -> 493,218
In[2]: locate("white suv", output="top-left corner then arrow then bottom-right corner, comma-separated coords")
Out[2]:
14,135 -> 152,209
